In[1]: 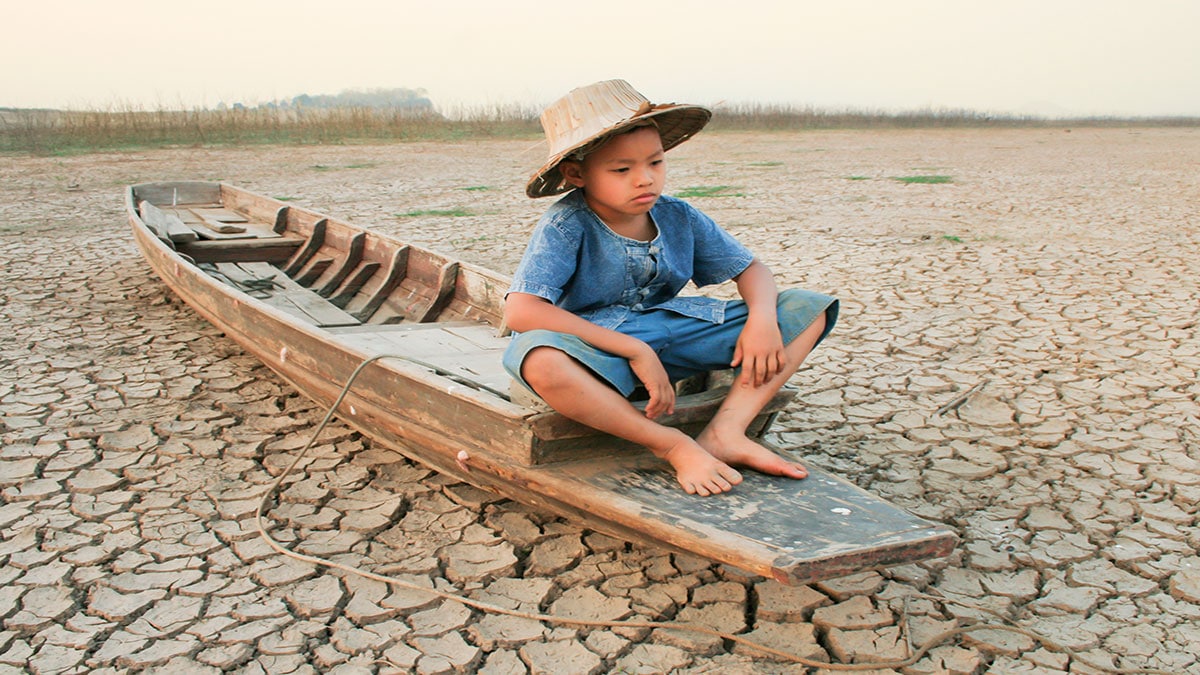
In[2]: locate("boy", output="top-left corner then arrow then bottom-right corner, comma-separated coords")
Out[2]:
503,80 -> 837,496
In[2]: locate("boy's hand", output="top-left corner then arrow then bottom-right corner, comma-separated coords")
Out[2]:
629,345 -> 675,419
731,316 -> 786,388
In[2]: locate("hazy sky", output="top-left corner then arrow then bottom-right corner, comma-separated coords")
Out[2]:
5,0 -> 1198,117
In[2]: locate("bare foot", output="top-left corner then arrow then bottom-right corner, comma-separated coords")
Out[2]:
660,439 -> 744,496
696,428 -> 808,479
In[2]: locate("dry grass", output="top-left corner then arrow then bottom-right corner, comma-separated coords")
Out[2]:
2,102 -> 1196,155
0,105 -> 541,155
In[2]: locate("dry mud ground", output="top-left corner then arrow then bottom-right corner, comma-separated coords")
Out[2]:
1,128 -> 1198,674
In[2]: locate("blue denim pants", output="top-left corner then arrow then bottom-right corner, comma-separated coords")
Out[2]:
504,288 -> 838,397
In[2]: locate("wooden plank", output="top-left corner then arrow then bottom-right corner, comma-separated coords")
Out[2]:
197,217 -> 247,234
191,207 -> 248,223
207,262 -> 360,327
138,200 -> 198,243
175,238 -> 304,264
550,456 -> 958,585
169,208 -> 279,240
328,323 -> 509,398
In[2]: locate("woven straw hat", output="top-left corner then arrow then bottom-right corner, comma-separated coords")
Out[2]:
526,80 -> 711,198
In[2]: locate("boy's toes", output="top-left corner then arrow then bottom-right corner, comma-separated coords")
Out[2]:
788,463 -> 808,479
719,465 -> 744,486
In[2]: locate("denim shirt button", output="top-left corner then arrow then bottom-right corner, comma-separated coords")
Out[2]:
632,303 -> 644,311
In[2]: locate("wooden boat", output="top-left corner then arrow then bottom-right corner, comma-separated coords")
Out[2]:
126,181 -> 956,585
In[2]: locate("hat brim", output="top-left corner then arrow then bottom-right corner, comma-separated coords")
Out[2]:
526,104 -> 711,199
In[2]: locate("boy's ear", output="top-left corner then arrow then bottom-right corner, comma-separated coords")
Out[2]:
559,160 -> 585,187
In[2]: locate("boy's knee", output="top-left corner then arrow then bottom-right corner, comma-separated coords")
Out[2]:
520,345 -> 569,390
776,289 -> 838,347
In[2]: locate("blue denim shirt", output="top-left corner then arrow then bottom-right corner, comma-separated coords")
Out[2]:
507,190 -> 755,330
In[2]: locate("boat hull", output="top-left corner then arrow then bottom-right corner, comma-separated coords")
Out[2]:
127,181 -> 956,584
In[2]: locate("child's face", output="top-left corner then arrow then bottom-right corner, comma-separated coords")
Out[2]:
561,125 -> 666,226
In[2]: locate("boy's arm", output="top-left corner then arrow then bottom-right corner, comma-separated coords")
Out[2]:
504,293 -> 676,418
731,259 -> 786,387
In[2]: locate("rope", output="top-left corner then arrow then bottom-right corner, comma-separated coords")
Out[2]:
253,353 -> 1173,674
198,262 -> 282,299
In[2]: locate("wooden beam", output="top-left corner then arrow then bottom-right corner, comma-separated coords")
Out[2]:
415,261 -> 460,322
317,232 -> 366,297
139,200 -> 198,243
282,218 -> 326,277
294,258 -> 333,286
328,261 -> 381,308
175,238 -> 304,264
273,205 -> 290,234
352,245 -> 409,322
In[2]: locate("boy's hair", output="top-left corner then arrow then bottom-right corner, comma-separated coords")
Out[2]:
527,80 -> 710,199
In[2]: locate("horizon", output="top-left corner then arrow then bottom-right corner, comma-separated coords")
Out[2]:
4,1 -> 1199,119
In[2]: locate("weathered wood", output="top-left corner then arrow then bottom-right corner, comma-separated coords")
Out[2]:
282,218 -> 327,276
441,267 -> 507,326
175,238 -> 304,264
273,206 -> 290,234
317,232 -> 366,297
415,261 -> 460,322
350,245 -> 409,322
537,456 -> 957,585
195,216 -> 247,234
192,207 -> 248,223
329,323 -> 510,398
170,207 -> 279,240
138,200 -> 197,243
207,262 -> 360,327
328,261 -> 381,308
294,258 -> 333,286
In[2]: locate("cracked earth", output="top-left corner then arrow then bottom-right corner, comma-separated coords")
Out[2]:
1,127 -> 1198,673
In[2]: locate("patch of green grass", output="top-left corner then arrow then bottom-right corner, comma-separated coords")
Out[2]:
893,175 -> 954,184
458,185 -> 491,192
941,234 -> 964,243
396,208 -> 473,218
452,234 -> 495,246
845,175 -> 872,181
312,162 -> 376,171
674,185 -> 745,198
748,161 -> 783,167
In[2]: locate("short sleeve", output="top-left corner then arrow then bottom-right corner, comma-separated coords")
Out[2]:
688,206 -> 755,287
506,218 -> 581,304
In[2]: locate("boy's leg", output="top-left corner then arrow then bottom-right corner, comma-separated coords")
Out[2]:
696,313 -> 826,478
521,346 -> 744,496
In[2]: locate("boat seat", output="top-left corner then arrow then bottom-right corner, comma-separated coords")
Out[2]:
325,322 -> 512,399
202,262 -> 360,327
